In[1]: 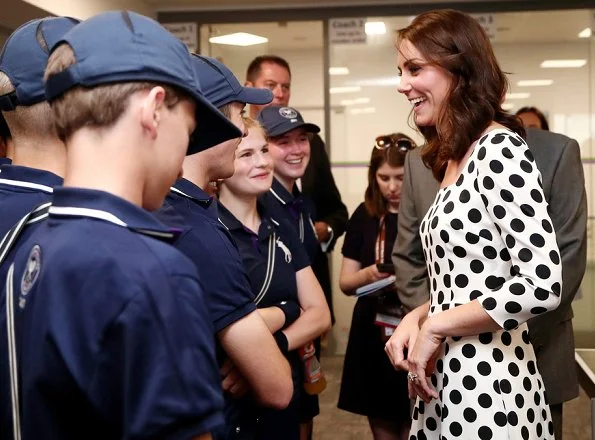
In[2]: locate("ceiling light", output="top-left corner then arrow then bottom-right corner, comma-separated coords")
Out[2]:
209,32 -> 268,46
330,86 -> 361,94
350,107 -> 376,115
517,80 -> 553,87
340,97 -> 370,106
329,67 -> 349,75
502,103 -> 515,111
540,59 -> 587,68
505,92 -> 531,100
365,22 -> 386,35
578,28 -> 592,38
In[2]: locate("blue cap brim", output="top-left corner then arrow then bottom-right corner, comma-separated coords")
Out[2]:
235,87 -> 273,106
268,122 -> 320,138
189,91 -> 243,155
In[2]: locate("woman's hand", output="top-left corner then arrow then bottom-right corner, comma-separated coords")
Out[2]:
364,264 -> 391,283
384,309 -> 422,372
405,318 -> 442,403
340,259 -> 393,295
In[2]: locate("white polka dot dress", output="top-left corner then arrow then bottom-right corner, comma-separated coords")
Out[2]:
411,129 -> 562,440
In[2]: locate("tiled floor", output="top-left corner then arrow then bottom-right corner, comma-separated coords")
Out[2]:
313,355 -> 592,440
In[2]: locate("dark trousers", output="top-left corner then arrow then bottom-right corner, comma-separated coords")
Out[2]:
550,403 -> 563,440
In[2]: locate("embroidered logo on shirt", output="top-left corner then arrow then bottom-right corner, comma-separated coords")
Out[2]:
20,245 -> 41,305
276,238 -> 292,263
279,107 -> 298,120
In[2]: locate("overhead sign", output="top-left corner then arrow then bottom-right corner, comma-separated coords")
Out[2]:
329,18 -> 367,45
471,14 -> 497,41
163,22 -> 198,52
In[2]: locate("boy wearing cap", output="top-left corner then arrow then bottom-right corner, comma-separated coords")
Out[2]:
0,17 -> 79,237
155,55 -> 293,439
0,19 -> 78,439
257,105 -> 326,435
1,11 -> 242,440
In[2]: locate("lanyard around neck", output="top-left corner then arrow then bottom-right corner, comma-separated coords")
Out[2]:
375,215 -> 386,264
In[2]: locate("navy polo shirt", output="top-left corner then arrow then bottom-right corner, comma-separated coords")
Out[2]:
155,179 -> 258,437
0,157 -> 11,165
218,201 -> 310,438
0,164 -> 62,293
1,187 -> 224,440
217,201 -> 309,317
0,164 -> 62,235
155,178 -> 256,335
259,178 -> 319,262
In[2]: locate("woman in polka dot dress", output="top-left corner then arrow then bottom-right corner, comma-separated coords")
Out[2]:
384,10 -> 562,440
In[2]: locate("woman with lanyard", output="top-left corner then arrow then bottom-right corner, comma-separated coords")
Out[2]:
337,134 -> 416,440
218,117 -> 331,440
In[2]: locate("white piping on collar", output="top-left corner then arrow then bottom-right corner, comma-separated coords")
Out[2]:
268,188 -> 287,205
0,179 -> 53,194
49,206 -> 126,226
218,218 -> 230,230
170,186 -> 194,199
171,186 -> 211,205
135,229 -> 176,239
49,206 -> 175,239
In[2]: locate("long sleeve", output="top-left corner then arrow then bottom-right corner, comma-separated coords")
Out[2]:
527,136 -> 587,345
475,131 -> 562,330
392,151 -> 432,312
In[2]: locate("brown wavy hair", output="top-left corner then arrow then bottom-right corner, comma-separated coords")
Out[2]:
364,132 -> 416,218
397,9 -> 525,181
516,106 -> 549,131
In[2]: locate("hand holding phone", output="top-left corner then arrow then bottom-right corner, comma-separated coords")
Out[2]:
376,263 -> 395,274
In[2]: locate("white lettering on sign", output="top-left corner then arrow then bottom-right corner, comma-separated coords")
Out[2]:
329,18 -> 367,45
163,22 -> 198,52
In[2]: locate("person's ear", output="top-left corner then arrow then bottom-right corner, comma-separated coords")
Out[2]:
140,86 -> 166,139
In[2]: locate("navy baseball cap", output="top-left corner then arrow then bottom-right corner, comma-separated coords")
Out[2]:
192,55 -> 273,108
44,11 -> 242,155
0,16 -> 80,110
257,105 -> 320,138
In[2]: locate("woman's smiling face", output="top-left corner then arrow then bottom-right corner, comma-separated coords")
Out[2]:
396,39 -> 453,127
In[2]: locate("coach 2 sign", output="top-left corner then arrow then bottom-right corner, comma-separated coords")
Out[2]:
329,18 -> 367,45
163,22 -> 198,52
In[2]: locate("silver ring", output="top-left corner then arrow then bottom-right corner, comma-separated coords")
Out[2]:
407,371 -> 419,383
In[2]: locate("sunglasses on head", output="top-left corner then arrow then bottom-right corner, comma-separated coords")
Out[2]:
374,135 -> 415,152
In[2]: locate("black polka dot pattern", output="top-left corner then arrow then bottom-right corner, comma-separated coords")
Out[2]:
411,129 -> 559,439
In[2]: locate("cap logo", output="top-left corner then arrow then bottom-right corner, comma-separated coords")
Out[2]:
279,107 -> 298,119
